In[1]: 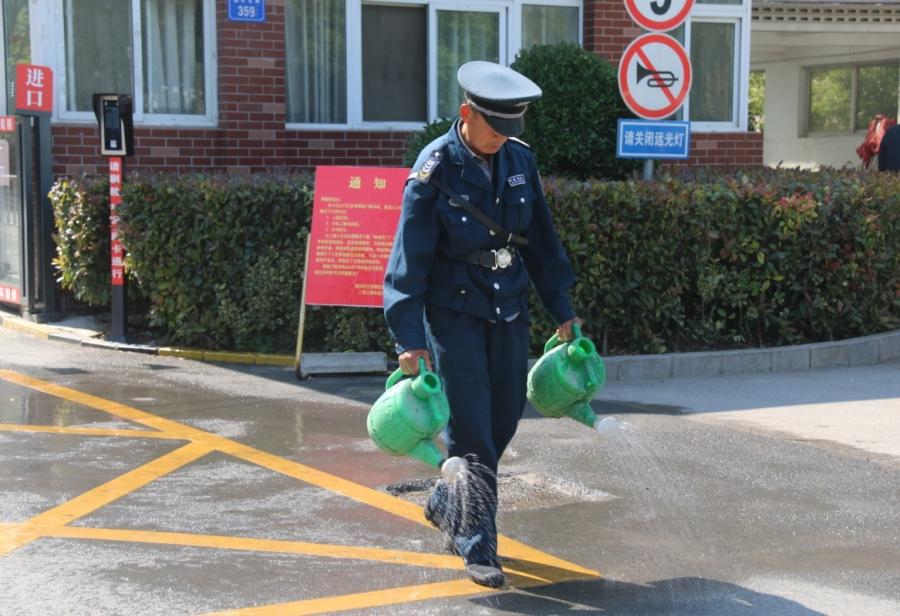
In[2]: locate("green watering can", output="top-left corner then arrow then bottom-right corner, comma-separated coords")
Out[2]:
527,323 -> 607,429
367,358 -> 450,468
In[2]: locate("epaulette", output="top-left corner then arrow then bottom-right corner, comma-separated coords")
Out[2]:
409,150 -> 444,183
509,137 -> 531,149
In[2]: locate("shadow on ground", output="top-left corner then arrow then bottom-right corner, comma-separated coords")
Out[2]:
475,576 -> 824,616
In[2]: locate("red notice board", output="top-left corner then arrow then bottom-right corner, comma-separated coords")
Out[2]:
305,166 -> 408,307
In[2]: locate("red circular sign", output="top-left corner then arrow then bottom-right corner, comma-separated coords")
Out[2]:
623,0 -> 695,32
617,33 -> 692,120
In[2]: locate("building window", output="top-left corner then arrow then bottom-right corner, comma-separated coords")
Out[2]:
807,61 -> 899,134
681,0 -> 750,131
521,4 -> 579,49
436,9 -> 501,119
53,0 -> 215,125
362,4 -> 426,122
285,0 -> 581,129
2,0 -> 30,115
690,22 -> 735,123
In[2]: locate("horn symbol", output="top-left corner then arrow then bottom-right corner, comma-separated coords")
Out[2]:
636,62 -> 677,88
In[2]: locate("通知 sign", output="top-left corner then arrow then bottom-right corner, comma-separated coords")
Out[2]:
305,166 -> 407,307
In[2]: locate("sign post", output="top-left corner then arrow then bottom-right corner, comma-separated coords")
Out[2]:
92,94 -> 135,342
617,0 -> 694,179
294,166 -> 407,378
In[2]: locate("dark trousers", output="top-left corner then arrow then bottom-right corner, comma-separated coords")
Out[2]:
425,304 -> 529,495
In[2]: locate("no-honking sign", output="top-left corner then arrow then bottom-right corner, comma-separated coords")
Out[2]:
624,0 -> 695,32
618,33 -> 692,120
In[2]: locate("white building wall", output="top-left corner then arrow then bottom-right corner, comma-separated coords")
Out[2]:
759,56 -> 871,170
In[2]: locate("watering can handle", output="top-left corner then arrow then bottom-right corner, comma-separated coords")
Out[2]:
385,357 -> 428,390
543,322 -> 583,354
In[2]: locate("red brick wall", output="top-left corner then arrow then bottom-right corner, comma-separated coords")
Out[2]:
49,0 -> 761,176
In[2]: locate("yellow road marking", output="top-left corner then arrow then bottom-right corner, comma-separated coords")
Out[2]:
0,442 -> 211,555
0,423 -> 182,440
48,526 -> 463,570
202,578 -> 502,616
0,369 -> 600,611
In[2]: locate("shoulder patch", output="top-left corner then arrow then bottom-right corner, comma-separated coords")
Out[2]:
509,137 -> 531,149
413,150 -> 444,183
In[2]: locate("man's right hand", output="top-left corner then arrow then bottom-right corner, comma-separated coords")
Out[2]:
398,349 -> 433,375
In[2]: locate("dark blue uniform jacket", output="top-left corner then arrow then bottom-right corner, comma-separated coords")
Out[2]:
384,120 -> 576,352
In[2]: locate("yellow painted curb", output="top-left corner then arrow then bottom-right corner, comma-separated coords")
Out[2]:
157,346 -> 293,366
0,316 -> 50,340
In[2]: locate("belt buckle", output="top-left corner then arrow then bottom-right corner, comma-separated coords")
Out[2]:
492,247 -> 513,270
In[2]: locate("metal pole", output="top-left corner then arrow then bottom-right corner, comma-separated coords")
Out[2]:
642,158 -> 654,181
293,240 -> 312,380
36,115 -> 55,315
18,117 -> 35,316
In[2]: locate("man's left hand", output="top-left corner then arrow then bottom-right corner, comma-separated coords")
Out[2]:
556,317 -> 583,342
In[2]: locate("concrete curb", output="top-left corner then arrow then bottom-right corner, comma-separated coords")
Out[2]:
2,311 -> 898,381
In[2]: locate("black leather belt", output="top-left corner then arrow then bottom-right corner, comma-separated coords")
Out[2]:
460,246 -> 518,270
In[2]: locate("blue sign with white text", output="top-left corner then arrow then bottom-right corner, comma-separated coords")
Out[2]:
228,0 -> 265,22
617,119 -> 690,159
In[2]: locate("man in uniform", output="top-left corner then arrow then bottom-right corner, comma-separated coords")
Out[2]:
383,61 -> 580,588
878,123 -> 900,171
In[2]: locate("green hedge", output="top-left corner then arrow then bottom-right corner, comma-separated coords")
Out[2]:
50,169 -> 900,356
538,168 -> 900,353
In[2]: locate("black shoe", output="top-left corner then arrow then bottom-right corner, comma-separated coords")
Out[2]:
424,480 -> 449,529
464,562 -> 506,588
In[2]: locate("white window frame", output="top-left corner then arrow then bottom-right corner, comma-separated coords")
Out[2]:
686,1 -> 750,132
38,0 -> 217,127
289,0 -> 581,131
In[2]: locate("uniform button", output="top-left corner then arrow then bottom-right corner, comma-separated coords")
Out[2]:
520,197 -> 525,203
495,307 -> 501,315
495,198 -> 500,204
459,289 -> 466,295
461,216 -> 467,222
489,229 -> 496,236
493,282 -> 500,290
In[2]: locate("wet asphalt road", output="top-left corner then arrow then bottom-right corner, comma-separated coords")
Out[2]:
0,326 -> 898,616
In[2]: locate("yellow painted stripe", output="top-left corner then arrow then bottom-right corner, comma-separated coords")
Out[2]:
0,442 -> 211,555
202,578 -> 500,616
0,423 -> 182,440
0,370 -> 598,579
49,526 -> 463,570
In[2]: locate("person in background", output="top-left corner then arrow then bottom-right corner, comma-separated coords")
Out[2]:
383,61 -> 580,588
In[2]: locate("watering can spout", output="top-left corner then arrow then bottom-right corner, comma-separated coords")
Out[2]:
565,401 -> 598,429
408,441 -> 444,468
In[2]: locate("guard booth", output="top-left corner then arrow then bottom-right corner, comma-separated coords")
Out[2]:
0,67 -> 56,319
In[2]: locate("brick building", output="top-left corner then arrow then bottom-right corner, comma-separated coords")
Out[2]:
3,0 -> 761,177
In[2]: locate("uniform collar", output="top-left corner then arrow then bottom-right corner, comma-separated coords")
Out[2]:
447,118 -> 511,194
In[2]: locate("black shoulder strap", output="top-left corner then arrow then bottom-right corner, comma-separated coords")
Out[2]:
429,176 -> 529,246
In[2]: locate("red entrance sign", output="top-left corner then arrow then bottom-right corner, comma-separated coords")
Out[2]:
15,64 -> 53,115
305,166 -> 408,307
623,0 -> 694,32
109,157 -> 125,286
618,33 -> 692,120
